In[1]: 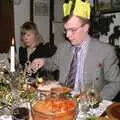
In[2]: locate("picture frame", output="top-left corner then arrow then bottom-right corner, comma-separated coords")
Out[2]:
95,0 -> 120,13
30,0 -> 49,21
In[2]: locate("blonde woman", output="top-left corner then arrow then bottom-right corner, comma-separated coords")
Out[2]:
19,21 -> 56,81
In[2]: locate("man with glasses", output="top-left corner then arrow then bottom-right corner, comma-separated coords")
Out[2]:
31,0 -> 120,101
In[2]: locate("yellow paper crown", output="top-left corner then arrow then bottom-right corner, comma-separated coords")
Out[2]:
63,0 -> 91,19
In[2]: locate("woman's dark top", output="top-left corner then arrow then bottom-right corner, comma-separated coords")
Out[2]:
19,43 -> 57,79
19,43 -> 56,68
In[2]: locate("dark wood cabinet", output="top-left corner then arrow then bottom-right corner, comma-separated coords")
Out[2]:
0,0 -> 14,53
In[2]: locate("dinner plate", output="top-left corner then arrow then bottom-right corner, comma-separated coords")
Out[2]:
107,103 -> 120,120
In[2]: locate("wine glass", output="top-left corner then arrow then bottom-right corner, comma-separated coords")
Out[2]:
77,89 -> 90,120
87,87 -> 101,116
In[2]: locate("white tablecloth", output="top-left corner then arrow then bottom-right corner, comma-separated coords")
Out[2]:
76,99 -> 112,120
0,100 -> 112,120
0,115 -> 11,120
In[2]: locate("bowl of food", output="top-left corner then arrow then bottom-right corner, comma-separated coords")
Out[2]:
31,97 -> 77,120
107,103 -> 120,120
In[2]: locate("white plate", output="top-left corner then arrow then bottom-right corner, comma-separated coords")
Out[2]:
0,115 -> 12,120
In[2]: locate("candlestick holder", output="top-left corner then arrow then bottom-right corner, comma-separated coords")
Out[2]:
0,60 -> 37,115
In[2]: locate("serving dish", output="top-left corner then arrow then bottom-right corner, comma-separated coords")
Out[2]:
32,98 -> 77,120
107,103 -> 120,120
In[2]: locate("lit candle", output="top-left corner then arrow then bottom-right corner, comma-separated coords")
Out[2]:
10,38 -> 15,72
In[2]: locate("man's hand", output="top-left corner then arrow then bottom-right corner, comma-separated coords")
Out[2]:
31,58 -> 45,70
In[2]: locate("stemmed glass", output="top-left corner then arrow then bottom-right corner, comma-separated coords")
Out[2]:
87,81 -> 101,116
77,79 -> 101,119
77,85 -> 90,120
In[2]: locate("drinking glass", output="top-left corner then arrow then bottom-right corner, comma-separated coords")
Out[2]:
11,98 -> 30,120
78,90 -> 90,120
87,87 -> 101,116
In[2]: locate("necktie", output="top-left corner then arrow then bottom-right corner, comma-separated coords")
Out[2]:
66,47 -> 80,88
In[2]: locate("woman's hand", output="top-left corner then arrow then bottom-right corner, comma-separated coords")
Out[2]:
31,58 -> 45,70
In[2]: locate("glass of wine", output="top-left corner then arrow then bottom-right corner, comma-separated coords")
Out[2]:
87,87 -> 101,115
11,99 -> 30,120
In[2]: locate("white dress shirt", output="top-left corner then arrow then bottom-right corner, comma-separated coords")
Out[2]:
73,39 -> 90,94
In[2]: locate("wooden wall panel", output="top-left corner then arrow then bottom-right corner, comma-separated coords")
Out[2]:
0,0 -> 14,53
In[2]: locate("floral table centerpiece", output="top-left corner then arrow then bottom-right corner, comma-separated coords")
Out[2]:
0,54 -> 37,115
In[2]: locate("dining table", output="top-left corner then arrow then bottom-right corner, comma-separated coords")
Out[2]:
0,99 -> 114,120
76,99 -> 113,120
0,80 -> 119,120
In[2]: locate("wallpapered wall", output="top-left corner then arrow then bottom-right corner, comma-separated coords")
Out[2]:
99,13 -> 120,46
94,12 -> 120,61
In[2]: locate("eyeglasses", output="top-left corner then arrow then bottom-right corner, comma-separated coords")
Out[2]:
64,24 -> 84,34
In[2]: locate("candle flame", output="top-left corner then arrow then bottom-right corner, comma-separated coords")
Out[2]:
12,38 -> 14,46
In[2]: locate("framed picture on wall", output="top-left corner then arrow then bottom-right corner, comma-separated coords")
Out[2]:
30,0 -> 49,21
95,0 -> 120,13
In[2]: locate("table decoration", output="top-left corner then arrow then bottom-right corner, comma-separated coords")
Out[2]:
0,55 -> 37,116
10,38 -> 15,72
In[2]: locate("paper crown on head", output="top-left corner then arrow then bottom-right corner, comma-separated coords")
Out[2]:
63,0 -> 91,19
